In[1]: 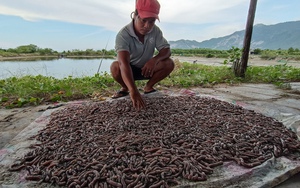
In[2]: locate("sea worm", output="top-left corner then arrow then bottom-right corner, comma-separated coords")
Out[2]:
9,163 -> 26,171
25,175 -> 42,181
8,96 -> 300,188
106,178 -> 122,187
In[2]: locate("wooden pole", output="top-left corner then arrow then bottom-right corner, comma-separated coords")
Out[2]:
237,0 -> 258,77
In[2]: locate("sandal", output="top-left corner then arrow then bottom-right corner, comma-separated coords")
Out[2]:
111,90 -> 129,99
144,89 -> 157,94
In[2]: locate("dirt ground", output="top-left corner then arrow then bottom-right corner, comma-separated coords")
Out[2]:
172,55 -> 300,68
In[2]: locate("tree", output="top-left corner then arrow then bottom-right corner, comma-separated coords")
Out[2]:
15,44 -> 38,53
288,47 -> 295,54
38,48 -> 55,55
253,48 -> 262,55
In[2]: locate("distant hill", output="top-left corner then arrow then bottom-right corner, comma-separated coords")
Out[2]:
169,20 -> 300,50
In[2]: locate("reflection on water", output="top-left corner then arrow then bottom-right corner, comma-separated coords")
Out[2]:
0,57 -> 113,79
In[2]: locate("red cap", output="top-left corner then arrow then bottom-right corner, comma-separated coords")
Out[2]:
136,0 -> 160,20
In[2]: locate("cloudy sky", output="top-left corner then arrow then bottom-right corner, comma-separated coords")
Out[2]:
0,0 -> 299,52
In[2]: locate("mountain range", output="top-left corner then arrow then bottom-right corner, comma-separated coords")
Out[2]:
169,20 -> 300,50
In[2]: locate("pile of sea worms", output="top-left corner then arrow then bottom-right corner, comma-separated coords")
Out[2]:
9,96 -> 300,188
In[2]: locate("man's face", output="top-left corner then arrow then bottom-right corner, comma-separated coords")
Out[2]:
134,15 -> 156,36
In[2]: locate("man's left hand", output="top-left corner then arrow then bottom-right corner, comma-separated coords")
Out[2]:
141,58 -> 157,77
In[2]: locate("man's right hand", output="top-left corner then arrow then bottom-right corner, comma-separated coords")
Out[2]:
130,90 -> 146,110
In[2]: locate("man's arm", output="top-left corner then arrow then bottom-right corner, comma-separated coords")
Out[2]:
117,51 -> 145,109
153,47 -> 171,62
117,51 -> 136,93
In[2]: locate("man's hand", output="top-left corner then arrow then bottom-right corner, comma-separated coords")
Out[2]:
130,90 -> 146,110
141,58 -> 157,78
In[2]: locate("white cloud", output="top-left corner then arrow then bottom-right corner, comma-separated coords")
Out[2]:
0,0 -> 135,31
160,0 -> 248,24
0,0 -> 299,48
0,0 -> 250,31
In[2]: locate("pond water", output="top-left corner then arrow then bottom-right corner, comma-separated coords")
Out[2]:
0,57 -> 113,79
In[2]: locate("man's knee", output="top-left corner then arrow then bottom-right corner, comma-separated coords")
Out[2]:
110,61 -> 119,71
110,61 -> 120,77
156,58 -> 174,73
169,58 -> 175,70
164,58 -> 175,72
110,61 -> 119,68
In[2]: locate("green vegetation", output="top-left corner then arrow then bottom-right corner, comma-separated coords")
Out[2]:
1,60 -> 299,108
171,48 -> 229,58
171,47 -> 300,61
0,44 -> 115,59
0,44 -> 58,57
1,44 -> 300,108
1,44 -> 300,61
0,73 -> 116,108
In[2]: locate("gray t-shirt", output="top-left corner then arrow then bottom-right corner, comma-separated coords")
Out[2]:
115,21 -> 170,68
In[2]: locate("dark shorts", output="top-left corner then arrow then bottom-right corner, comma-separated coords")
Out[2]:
131,65 -> 148,80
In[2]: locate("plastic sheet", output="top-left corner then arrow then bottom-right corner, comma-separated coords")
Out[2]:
1,90 -> 300,188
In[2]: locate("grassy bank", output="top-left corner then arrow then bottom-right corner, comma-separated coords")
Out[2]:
1,60 -> 300,108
